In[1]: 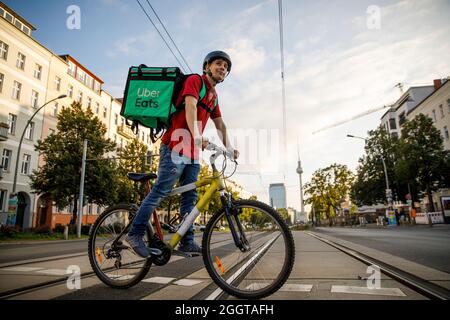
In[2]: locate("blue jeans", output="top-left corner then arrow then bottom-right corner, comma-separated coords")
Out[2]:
129,144 -> 200,245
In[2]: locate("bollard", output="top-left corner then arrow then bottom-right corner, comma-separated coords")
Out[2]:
64,225 -> 69,240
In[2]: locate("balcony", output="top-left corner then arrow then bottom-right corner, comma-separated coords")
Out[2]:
0,122 -> 9,141
117,124 -> 135,140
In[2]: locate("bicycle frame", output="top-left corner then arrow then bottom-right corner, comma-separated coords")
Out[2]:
158,170 -> 225,249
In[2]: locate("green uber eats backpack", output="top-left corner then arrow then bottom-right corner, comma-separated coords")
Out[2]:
120,64 -> 218,143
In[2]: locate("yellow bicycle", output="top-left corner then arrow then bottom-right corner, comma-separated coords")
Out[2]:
88,142 -> 295,299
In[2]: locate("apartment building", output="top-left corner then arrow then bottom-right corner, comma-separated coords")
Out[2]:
380,85 -> 435,139
407,79 -> 450,150
0,3 -> 51,228
0,2 -> 155,229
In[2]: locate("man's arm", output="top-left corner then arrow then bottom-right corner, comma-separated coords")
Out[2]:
185,95 -> 201,146
213,117 -> 239,159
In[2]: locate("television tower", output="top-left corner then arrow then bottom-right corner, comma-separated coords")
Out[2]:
296,139 -> 306,222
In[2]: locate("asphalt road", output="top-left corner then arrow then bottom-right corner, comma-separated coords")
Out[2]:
313,225 -> 450,273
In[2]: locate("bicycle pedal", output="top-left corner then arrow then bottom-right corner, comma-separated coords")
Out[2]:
172,250 -> 200,258
148,247 -> 163,256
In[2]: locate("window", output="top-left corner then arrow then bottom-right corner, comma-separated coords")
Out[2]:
439,105 -> 444,118
16,52 -> 26,70
0,7 -> 4,17
67,85 -> 73,98
14,19 -> 22,30
114,114 -> 118,125
68,61 -> 76,76
95,103 -> 99,114
77,91 -> 83,103
1,149 -> 12,171
25,122 -> 34,140
447,99 -> 450,113
87,97 -> 92,109
432,110 -> 437,122
54,76 -> 61,91
33,64 -> 42,80
0,190 -> 7,212
142,131 -> 145,141
103,106 -> 107,118
22,25 -> 30,36
389,118 -> 397,130
94,81 -> 101,93
12,81 -> 21,100
51,103 -> 58,117
398,112 -> 406,126
21,154 -> 31,174
4,11 -> 13,23
444,126 -> 449,141
7,114 -> 16,135
391,132 -> 399,139
0,73 -> 4,92
0,41 -> 8,60
31,90 -> 39,108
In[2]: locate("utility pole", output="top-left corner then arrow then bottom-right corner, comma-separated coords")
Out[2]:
77,139 -> 88,238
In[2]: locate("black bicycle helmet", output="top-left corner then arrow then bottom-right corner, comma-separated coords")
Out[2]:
203,51 -> 232,74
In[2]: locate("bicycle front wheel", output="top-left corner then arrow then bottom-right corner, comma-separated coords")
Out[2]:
202,199 -> 295,299
88,204 -> 152,288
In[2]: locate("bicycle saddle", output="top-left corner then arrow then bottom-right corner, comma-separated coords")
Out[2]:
127,172 -> 158,182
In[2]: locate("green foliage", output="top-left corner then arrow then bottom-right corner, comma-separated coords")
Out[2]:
304,163 -> 354,226
396,114 -> 450,211
30,102 -> 118,221
351,126 -> 401,206
116,138 -> 151,204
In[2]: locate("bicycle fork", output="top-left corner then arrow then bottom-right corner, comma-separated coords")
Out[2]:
221,193 -> 250,252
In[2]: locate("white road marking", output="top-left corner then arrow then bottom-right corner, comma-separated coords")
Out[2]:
331,285 -> 406,297
36,269 -> 69,276
104,274 -> 135,280
142,277 -> 176,284
1,267 -> 46,273
245,283 -> 313,292
173,279 -> 203,286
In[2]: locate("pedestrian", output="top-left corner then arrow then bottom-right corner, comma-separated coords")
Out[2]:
125,51 -> 239,258
411,207 -> 417,225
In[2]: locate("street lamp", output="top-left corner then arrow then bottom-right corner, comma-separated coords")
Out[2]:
347,134 -> 393,220
12,94 -> 67,195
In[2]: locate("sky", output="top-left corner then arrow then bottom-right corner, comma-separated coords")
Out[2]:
5,0 -> 450,211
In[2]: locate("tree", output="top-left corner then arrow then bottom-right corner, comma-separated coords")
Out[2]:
351,126 -> 405,206
116,138 -> 152,204
396,114 -> 450,212
304,164 -> 354,226
30,102 -> 118,224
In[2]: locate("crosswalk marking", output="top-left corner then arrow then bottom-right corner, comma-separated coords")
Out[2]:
36,269 -> 68,276
331,285 -> 406,297
1,267 -> 45,273
245,283 -> 313,292
142,277 -> 176,284
173,279 -> 203,286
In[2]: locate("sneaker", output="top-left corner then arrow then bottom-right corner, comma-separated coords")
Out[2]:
178,241 -> 202,254
125,234 -> 149,258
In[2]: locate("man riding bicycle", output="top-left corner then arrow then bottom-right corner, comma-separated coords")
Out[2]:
126,51 -> 239,258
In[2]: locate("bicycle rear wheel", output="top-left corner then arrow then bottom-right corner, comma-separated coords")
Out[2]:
88,204 -> 152,288
202,199 -> 295,299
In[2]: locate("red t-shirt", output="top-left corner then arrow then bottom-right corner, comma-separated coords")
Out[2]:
161,74 -> 222,160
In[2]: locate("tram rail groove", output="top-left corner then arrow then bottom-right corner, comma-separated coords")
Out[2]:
306,232 -> 450,300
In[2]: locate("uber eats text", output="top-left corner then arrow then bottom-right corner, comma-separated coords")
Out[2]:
135,88 -> 161,108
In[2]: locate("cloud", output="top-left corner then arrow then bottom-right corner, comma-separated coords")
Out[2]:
212,0 -> 450,206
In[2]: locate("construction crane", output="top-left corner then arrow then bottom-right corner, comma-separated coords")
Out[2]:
312,103 -> 395,135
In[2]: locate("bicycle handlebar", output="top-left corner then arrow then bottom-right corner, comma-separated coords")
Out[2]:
205,142 -> 237,171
